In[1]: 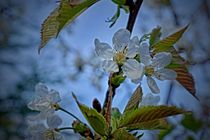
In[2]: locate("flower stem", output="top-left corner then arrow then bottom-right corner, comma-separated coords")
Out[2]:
55,127 -> 74,131
58,107 -> 82,122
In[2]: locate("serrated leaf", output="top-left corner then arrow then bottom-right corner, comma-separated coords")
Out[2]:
124,118 -> 169,130
149,26 -> 161,46
124,85 -> 142,113
72,93 -> 108,136
152,25 -> 188,50
158,125 -> 174,140
39,7 -> 59,53
152,25 -> 197,99
57,0 -> 98,34
119,106 -> 187,129
112,128 -> 138,140
166,48 -> 197,99
181,114 -> 203,132
39,0 -> 98,53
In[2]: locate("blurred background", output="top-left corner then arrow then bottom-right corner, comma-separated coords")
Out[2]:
0,0 -> 210,139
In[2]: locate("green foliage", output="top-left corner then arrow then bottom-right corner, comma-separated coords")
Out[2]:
112,128 -> 138,140
151,25 -> 197,99
181,114 -> 203,132
107,0 -> 129,27
151,25 -> 188,50
123,85 -> 142,113
72,93 -> 109,137
158,125 -> 174,140
110,73 -> 125,87
149,26 -> 161,46
72,120 -> 93,138
39,0 -> 99,53
119,106 -> 187,130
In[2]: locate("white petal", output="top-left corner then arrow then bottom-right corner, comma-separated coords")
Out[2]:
122,59 -> 144,80
95,39 -> 114,60
28,123 -> 46,134
152,52 -> 172,69
55,133 -> 64,140
147,76 -> 160,93
126,46 -> 138,58
139,43 -> 150,56
48,89 -> 61,103
102,60 -> 119,73
113,29 -> 130,52
35,83 -> 48,95
139,43 -> 152,65
139,93 -> 160,106
155,68 -> 177,80
47,115 -> 62,129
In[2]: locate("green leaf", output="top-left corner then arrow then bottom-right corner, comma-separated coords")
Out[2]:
39,7 -> 59,53
149,26 -> 161,46
119,106 -> 187,130
72,120 -> 93,138
39,0 -> 99,53
181,114 -> 203,132
72,93 -> 109,136
166,48 -> 197,99
112,0 -> 126,5
123,118 -> 169,130
158,125 -> 174,140
152,25 -> 188,50
152,25 -> 197,99
123,85 -> 143,113
112,128 -> 138,140
111,108 -> 122,132
110,72 -> 125,87
107,6 -> 121,28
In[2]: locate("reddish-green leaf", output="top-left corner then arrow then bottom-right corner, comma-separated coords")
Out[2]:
112,128 -> 138,140
39,0 -> 98,53
152,25 -> 197,99
123,85 -> 143,113
119,106 -> 187,129
72,93 -> 108,136
152,25 -> 188,50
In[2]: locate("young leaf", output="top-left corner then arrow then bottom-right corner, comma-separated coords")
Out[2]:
122,118 -> 169,130
152,25 -> 188,50
152,25 -> 197,99
123,85 -> 142,113
181,114 -> 203,132
158,125 -> 174,140
72,93 -> 109,136
39,0 -> 99,53
149,26 -> 161,46
167,48 -> 197,99
39,7 -> 59,53
106,6 -> 121,28
112,128 -> 138,140
119,106 -> 187,129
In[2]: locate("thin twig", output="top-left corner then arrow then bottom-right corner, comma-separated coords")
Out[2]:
102,0 -> 144,130
126,0 -> 143,32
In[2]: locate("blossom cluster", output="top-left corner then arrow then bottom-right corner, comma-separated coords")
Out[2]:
27,83 -> 64,140
95,29 -> 177,94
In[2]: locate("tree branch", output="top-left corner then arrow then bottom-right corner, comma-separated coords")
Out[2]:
102,0 -> 144,128
126,0 -> 143,32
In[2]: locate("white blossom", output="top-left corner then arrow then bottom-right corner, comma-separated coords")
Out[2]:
139,43 -> 177,93
27,115 -> 63,140
139,93 -> 160,107
95,29 -> 144,80
27,83 -> 61,119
